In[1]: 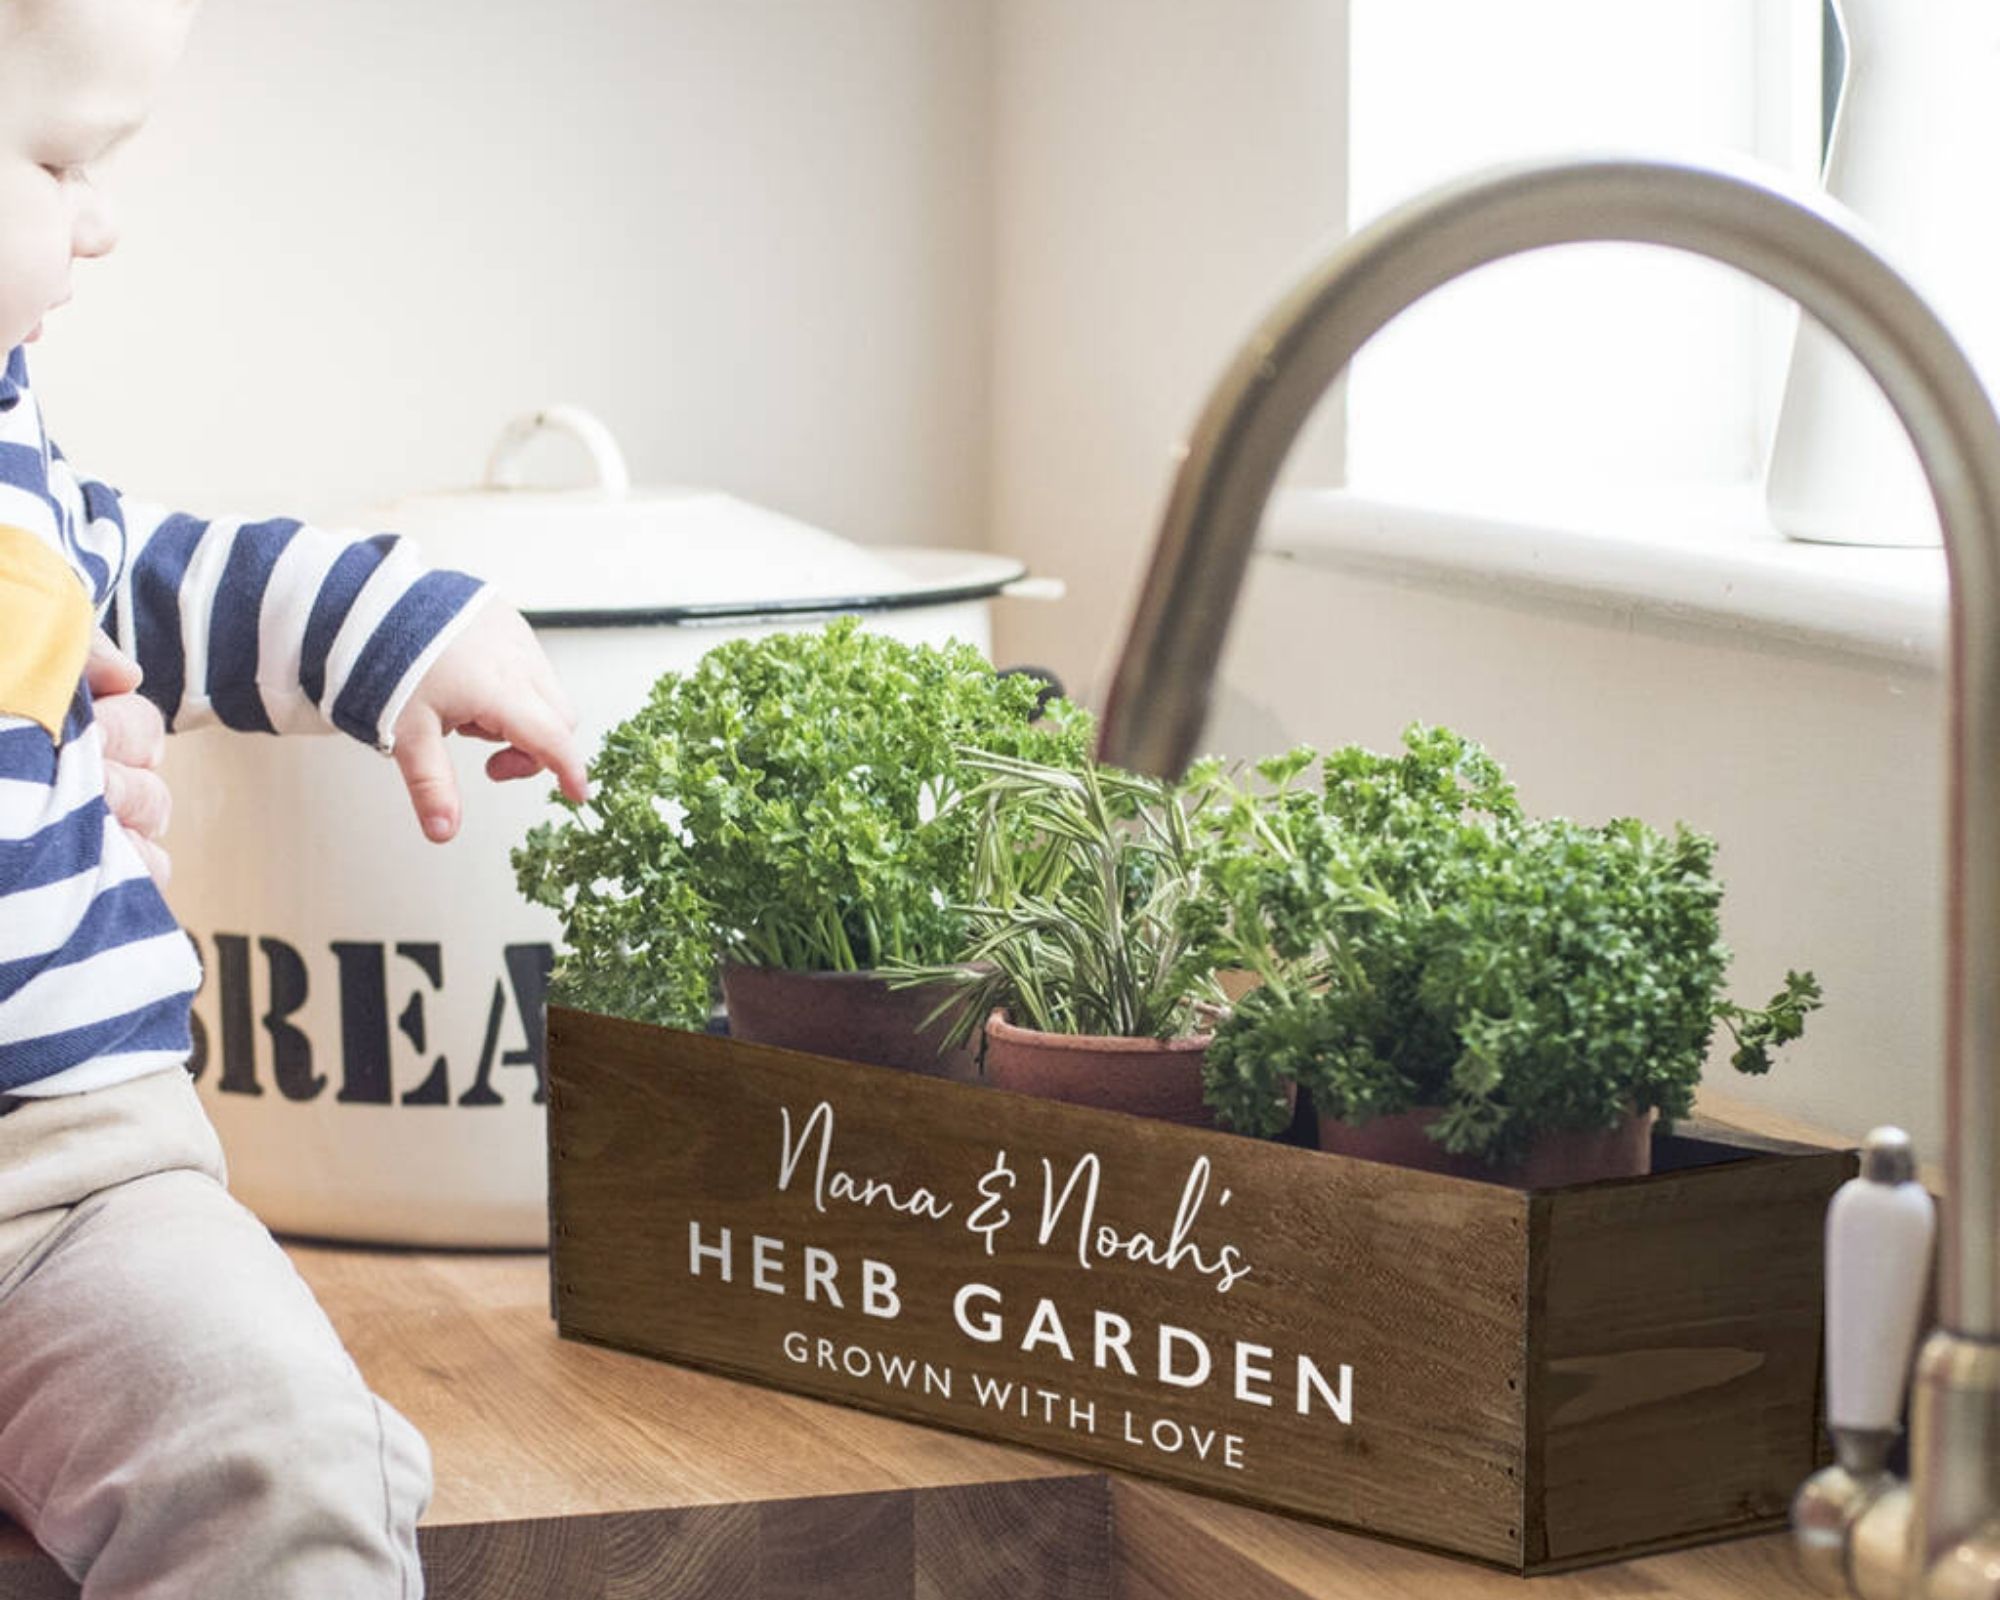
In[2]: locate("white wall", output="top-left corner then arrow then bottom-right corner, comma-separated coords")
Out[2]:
38,0 -> 1350,695
987,0 -> 1348,699
31,0 -> 993,551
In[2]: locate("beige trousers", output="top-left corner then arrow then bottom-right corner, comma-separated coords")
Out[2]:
0,1069 -> 431,1598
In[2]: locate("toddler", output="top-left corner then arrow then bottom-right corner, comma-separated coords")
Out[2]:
0,0 -> 588,1593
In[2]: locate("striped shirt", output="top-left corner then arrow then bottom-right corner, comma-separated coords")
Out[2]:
0,345 -> 487,1097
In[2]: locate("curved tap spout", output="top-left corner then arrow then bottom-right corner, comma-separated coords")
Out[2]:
1097,154 -> 2000,1594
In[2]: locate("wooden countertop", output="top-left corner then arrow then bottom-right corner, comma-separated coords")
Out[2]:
0,1239 -> 1824,1597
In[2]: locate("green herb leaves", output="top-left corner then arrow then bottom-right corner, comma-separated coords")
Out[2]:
893,754 -> 1226,1047
512,619 -> 1089,1028
1199,726 -> 1823,1165
1719,970 -> 1824,1077
517,670 -> 1820,1159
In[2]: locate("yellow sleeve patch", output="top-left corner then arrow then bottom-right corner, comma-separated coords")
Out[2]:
0,524 -> 93,742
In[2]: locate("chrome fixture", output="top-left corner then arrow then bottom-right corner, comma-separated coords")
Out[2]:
1098,155 -> 2000,1598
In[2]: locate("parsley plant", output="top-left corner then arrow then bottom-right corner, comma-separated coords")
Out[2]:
512,619 -> 1090,1028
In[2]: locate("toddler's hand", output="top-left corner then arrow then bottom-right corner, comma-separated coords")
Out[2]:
88,632 -> 173,888
391,601 -> 587,844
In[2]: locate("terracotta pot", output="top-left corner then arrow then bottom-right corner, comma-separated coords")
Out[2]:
720,965 -> 981,1082
982,1012 -> 1216,1125
1316,1105 -> 1658,1188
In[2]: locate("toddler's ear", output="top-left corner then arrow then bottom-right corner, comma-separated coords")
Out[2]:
0,526 -> 92,741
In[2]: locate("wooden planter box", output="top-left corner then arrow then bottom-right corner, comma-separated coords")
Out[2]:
547,1006 -> 1852,1574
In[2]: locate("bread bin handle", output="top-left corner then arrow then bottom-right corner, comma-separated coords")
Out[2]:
485,405 -> 631,497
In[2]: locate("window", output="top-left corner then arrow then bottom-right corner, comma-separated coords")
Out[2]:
1341,2 -> 1824,512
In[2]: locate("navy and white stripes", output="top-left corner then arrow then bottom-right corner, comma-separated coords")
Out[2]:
0,346 -> 487,1096
0,710 -> 200,1094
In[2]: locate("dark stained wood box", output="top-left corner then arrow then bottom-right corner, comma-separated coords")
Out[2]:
547,1006 -> 1852,1574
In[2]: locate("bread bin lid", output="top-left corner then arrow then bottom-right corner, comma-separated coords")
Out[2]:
368,405 -> 1028,625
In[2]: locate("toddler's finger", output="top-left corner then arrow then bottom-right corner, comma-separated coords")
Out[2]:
104,761 -> 172,841
393,719 -> 462,843
128,831 -> 172,889
485,746 -> 542,783
85,630 -> 143,696
531,655 -> 578,728
96,688 -> 167,770
492,696 -> 588,805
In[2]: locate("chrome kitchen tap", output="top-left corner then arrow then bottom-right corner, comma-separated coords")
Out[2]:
1096,155 -> 2000,1599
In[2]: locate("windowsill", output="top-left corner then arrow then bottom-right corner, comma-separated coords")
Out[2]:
1260,485 -> 1948,671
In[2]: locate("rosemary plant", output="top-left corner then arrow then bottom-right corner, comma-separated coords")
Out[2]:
897,752 -> 1227,1047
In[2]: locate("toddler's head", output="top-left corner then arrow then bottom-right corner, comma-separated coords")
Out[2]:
0,0 -> 196,352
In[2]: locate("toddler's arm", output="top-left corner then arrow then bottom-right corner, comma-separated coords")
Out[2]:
66,470 -> 484,751
49,455 -> 583,840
